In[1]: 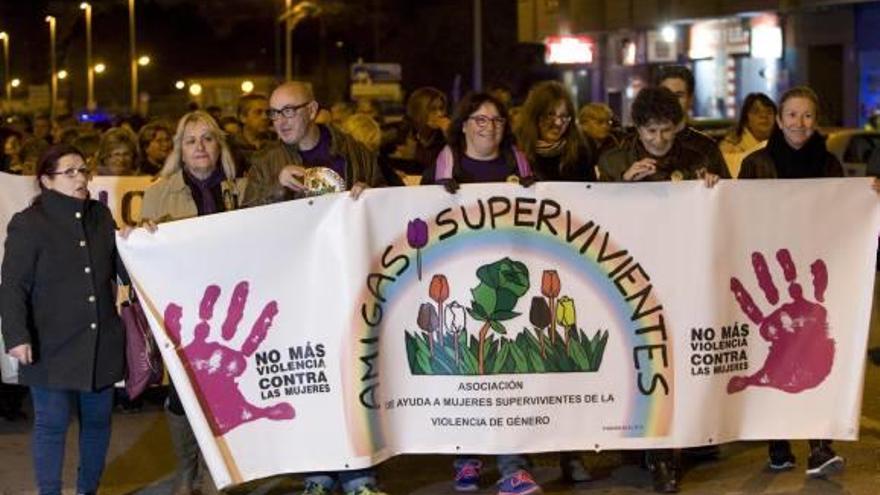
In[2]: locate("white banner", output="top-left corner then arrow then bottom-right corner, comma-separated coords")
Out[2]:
0,172 -> 152,382
113,179 -> 880,488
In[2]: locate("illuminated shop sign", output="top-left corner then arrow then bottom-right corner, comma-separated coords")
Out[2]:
544,35 -> 594,64
688,19 -> 750,60
750,14 -> 782,59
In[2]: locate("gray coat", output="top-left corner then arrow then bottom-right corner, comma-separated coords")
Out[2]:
0,189 -> 127,391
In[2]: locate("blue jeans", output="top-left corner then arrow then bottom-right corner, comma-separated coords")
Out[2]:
305,469 -> 377,493
30,386 -> 114,495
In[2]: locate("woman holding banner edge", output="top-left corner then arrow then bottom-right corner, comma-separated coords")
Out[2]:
1,144 -> 129,495
138,110 -> 244,495
738,86 -> 845,478
424,91 -> 547,495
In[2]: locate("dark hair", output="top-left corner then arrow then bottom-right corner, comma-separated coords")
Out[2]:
406,87 -> 447,130
631,86 -> 684,127
36,144 -> 85,190
237,93 -> 268,120
137,120 -> 173,156
446,92 -> 514,155
655,65 -> 695,95
516,80 -> 586,175
734,92 -> 777,138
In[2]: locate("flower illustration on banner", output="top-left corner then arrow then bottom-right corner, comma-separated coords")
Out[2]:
556,295 -> 576,352
728,249 -> 835,394
164,281 -> 295,436
529,296 -> 551,358
417,302 -> 440,357
541,270 -> 561,345
445,301 -> 467,367
407,218 -> 429,281
468,258 -> 530,374
429,274 -> 449,343
404,260 -> 609,376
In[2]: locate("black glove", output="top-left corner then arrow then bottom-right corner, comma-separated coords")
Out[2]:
519,175 -> 537,188
437,178 -> 460,194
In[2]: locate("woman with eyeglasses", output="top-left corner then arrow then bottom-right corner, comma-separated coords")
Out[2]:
1,144 -> 128,495
422,92 -> 534,190
421,93 -> 541,495
516,81 -> 595,182
140,110 -> 243,495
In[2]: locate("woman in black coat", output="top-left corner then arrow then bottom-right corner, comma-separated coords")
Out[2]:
1,144 -> 127,495
738,86 -> 845,479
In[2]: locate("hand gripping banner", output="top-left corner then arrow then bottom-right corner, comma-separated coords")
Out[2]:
114,179 -> 879,488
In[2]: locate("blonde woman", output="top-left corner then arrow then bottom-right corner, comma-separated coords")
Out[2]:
141,111 -> 242,223
140,111 -> 242,495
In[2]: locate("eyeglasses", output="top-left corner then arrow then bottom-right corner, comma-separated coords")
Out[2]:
49,167 -> 91,178
268,101 -> 313,121
542,113 -> 572,125
468,115 -> 506,129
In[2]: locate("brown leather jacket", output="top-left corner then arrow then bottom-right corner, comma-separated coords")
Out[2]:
242,124 -> 384,207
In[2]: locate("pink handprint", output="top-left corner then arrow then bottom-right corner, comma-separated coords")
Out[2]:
164,281 -> 295,435
728,249 -> 836,394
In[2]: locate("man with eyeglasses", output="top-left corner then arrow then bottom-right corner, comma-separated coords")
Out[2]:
242,81 -> 383,207
656,65 -> 731,179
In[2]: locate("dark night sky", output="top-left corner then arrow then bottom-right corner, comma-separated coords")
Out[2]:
0,0 -> 531,109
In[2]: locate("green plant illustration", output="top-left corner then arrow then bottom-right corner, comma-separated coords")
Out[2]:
405,260 -> 610,376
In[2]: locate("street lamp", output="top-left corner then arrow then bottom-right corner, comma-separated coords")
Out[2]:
189,83 -> 202,96
241,80 -> 254,93
10,78 -> 20,88
57,70 -> 69,80
279,1 -> 320,80
94,63 -> 106,74
80,2 -> 95,111
137,55 -> 150,67
0,32 -> 9,105
174,80 -> 185,90
128,0 -> 138,112
46,15 -> 57,119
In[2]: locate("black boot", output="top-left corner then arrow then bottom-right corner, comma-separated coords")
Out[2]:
646,450 -> 679,493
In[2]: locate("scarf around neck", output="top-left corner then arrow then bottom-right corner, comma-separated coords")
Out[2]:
535,138 -> 566,157
766,126 -> 829,179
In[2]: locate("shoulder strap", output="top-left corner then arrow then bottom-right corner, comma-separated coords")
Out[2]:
512,145 -> 532,178
434,146 -> 455,181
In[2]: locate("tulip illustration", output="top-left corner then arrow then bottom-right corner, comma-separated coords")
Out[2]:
541,270 -> 561,344
429,274 -> 450,345
407,218 -> 429,281
529,296 -> 551,358
445,301 -> 467,368
417,302 -> 439,357
556,296 -> 576,352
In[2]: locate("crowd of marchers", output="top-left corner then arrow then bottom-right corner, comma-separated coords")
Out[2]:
1,64 -> 872,495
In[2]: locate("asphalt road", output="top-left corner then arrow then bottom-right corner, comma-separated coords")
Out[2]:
3,285 -> 880,495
